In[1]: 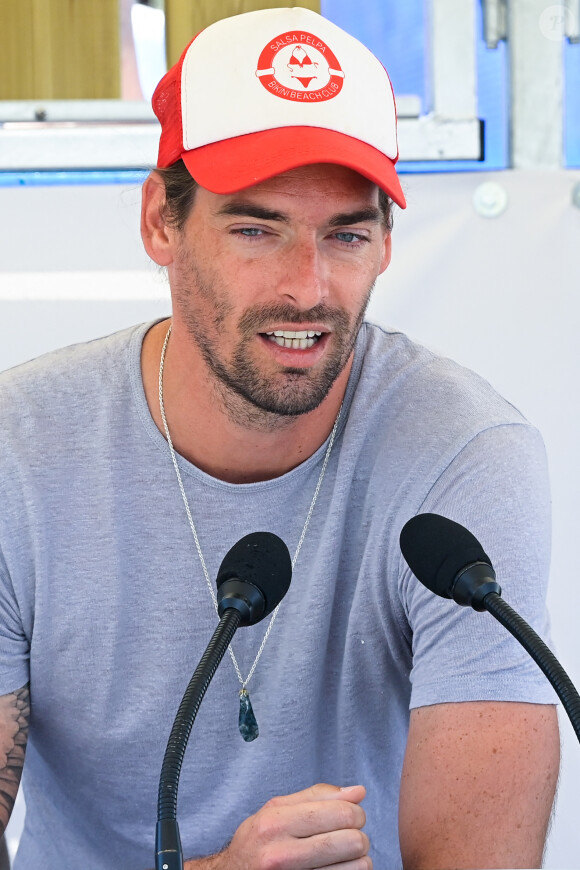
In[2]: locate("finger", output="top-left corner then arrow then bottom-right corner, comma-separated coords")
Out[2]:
266,783 -> 366,808
336,785 -> 366,805
320,860 -> 372,870
266,798 -> 366,839
288,827 -> 370,869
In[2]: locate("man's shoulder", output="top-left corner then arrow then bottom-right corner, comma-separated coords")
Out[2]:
0,322 -> 151,440
356,321 -> 527,430
0,322 -> 147,398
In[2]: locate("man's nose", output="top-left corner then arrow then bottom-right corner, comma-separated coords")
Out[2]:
276,242 -> 329,310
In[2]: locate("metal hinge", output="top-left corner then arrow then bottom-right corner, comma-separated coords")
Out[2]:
482,0 -> 508,48
564,0 -> 580,42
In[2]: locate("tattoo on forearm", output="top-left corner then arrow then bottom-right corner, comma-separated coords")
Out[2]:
0,684 -> 30,831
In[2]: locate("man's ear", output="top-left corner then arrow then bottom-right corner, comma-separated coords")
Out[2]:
379,232 -> 392,275
141,172 -> 175,266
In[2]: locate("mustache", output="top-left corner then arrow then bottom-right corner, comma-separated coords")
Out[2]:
238,303 -> 351,333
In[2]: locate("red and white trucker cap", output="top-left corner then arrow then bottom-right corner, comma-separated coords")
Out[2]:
152,6 -> 406,208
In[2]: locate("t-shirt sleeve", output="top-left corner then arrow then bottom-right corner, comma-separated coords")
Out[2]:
400,422 -> 557,709
0,547 -> 31,695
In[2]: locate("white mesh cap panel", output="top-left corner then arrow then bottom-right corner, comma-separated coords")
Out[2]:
180,7 -> 398,160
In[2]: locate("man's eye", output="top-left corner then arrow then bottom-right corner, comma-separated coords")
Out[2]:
236,227 -> 264,237
334,232 -> 366,244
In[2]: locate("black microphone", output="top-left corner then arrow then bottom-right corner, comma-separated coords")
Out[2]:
216,531 -> 293,624
155,532 -> 292,870
399,512 -> 580,743
399,512 -> 501,610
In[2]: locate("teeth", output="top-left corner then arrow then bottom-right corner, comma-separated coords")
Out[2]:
267,335 -> 319,349
264,329 -> 323,350
266,330 -> 322,339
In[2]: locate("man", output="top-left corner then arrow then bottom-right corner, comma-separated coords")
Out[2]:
0,7 -> 559,869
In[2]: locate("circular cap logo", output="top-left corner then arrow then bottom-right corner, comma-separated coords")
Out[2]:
256,30 -> 344,102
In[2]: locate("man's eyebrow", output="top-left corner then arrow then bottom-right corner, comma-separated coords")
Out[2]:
328,207 -> 382,227
214,204 -> 382,226
214,202 -> 290,222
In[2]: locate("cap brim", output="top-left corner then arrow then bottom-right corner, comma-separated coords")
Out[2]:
181,127 -> 406,209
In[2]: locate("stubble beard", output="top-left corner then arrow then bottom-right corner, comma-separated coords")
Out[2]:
172,255 -> 374,426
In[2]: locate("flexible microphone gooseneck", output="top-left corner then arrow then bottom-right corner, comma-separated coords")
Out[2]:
155,532 -> 292,870
399,513 -> 580,742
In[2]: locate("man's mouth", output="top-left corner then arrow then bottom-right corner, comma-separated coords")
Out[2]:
263,330 -> 323,349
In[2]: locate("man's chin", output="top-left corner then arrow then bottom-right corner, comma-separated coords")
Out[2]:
236,386 -> 331,418
202,340 -> 352,421
221,368 -> 339,417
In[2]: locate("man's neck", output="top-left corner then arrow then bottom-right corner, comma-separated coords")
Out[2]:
141,320 -> 350,484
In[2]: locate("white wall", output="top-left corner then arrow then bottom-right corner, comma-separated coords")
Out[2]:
368,168 -> 580,869
1,169 -> 579,866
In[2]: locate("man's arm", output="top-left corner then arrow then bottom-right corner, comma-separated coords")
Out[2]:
0,684 -> 29,834
399,700 -> 559,870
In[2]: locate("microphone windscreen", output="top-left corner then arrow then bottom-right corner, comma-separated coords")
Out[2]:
216,532 -> 292,618
399,513 -> 493,598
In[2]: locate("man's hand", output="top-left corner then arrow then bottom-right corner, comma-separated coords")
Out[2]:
183,783 -> 372,870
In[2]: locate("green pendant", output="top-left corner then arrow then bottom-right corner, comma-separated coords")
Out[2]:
239,688 -> 259,742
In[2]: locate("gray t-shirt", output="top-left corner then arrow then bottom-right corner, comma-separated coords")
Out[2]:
0,321 -> 554,869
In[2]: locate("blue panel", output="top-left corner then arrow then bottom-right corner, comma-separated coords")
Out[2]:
565,40 -> 580,168
0,170 -> 149,187
322,0 -> 426,111
321,0 -> 508,172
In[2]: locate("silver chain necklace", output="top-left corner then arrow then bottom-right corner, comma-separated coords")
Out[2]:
158,323 -> 340,741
